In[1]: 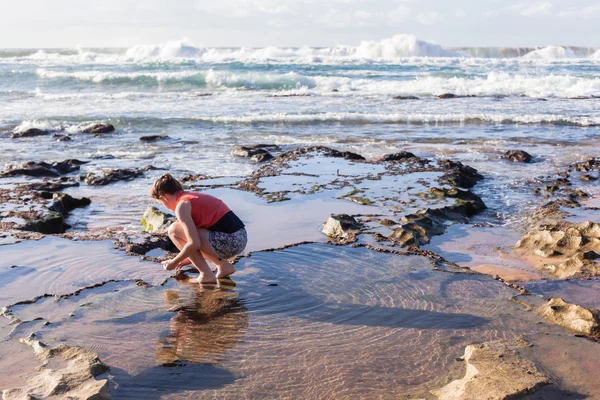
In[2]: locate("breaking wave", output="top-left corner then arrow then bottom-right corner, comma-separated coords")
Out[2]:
34,68 -> 600,98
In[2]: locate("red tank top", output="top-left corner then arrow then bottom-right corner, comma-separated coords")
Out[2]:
175,191 -> 231,229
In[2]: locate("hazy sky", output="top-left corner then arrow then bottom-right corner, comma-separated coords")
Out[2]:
1,0 -> 599,48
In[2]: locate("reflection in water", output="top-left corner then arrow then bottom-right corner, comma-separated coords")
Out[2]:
157,281 -> 249,365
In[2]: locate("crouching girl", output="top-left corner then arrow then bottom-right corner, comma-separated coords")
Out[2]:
150,174 -> 247,283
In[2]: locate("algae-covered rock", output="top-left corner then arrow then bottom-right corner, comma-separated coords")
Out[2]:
20,193 -> 91,234
141,205 -> 175,234
2,337 -> 112,400
537,298 -> 600,336
322,214 -> 360,239
21,210 -> 65,234
431,341 -> 549,400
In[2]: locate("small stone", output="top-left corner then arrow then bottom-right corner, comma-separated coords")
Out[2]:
322,214 -> 360,238
501,150 -> 533,163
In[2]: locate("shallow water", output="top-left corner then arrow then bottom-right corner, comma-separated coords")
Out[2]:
3,242 -> 553,398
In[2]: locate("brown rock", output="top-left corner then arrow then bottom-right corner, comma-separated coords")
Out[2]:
2,337 -> 112,400
431,341 -> 549,400
537,298 -> 600,336
9,128 -> 49,139
81,123 -> 115,134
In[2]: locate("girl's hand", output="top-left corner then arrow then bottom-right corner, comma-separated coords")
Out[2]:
162,259 -> 178,271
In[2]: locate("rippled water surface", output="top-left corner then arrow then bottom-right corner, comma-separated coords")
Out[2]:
3,243 -> 552,398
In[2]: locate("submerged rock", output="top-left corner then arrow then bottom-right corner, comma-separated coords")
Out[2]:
84,168 -> 144,186
390,188 -> 486,247
502,150 -> 533,163
322,214 -> 361,239
232,145 -> 275,162
393,95 -> 419,100
380,151 -> 417,161
141,205 -> 175,234
251,152 -> 274,163
81,123 -> 115,134
50,193 -> 91,215
140,135 -> 169,142
437,93 -> 475,99
9,128 -> 49,139
431,341 -> 549,400
537,298 -> 600,336
1,159 -> 86,178
2,337 -> 111,400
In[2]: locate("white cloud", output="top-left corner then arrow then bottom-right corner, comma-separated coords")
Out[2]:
559,3 -> 600,18
388,5 -> 412,24
519,1 -> 553,16
415,11 -> 444,25
455,8 -> 466,17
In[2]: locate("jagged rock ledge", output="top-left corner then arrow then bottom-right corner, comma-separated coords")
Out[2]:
431,340 -> 550,400
2,336 -> 112,400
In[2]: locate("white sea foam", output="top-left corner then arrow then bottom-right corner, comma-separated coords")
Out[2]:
12,120 -> 64,133
32,68 -> 600,98
189,112 -> 600,127
522,46 -> 579,59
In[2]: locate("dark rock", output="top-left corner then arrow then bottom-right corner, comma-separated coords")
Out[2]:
21,210 -> 65,234
57,135 -> 72,142
251,152 -> 274,163
393,95 -> 419,100
390,189 -> 486,247
9,128 -> 49,139
232,146 -> 270,158
380,151 -> 417,161
91,154 -> 116,160
81,123 -> 115,134
126,235 -> 176,256
20,192 -> 91,234
49,193 -> 91,215
438,160 -> 484,188
84,168 -> 144,186
140,135 -> 169,142
288,146 -> 365,161
581,174 -> 598,182
502,150 -> 533,163
1,160 -> 84,178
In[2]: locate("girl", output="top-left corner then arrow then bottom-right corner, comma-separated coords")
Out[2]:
150,174 -> 247,283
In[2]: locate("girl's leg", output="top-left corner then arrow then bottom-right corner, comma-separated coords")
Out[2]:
197,228 -> 236,279
167,222 -> 217,284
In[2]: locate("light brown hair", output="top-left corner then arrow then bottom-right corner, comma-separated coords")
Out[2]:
150,173 -> 183,199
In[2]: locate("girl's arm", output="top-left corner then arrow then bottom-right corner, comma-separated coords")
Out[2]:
167,201 -> 201,267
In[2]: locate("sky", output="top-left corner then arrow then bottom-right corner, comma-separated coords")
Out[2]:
1,0 -> 599,48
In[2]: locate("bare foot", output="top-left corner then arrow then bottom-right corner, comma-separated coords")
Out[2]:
196,272 -> 217,284
216,260 -> 236,279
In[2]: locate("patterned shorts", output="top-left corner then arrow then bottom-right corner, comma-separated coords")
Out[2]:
208,227 -> 248,260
